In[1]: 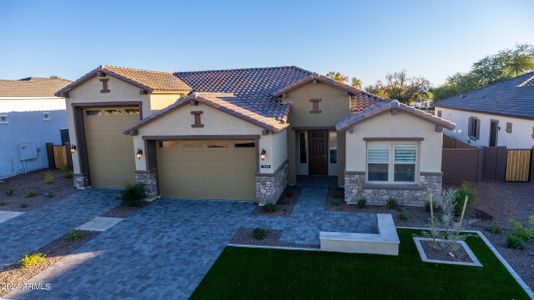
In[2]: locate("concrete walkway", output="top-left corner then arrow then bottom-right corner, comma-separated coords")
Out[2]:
0,189 -> 120,267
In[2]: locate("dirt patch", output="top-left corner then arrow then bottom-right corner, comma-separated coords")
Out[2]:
325,187 -> 431,227
101,201 -> 151,218
231,227 -> 318,249
0,230 -> 98,296
0,169 -> 77,212
420,240 -> 473,263
252,186 -> 302,217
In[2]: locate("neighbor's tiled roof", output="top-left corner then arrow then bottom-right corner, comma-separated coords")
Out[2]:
174,66 -> 312,121
125,92 -> 290,133
0,77 -> 70,97
336,100 -> 455,131
56,65 -> 192,96
435,71 -> 534,119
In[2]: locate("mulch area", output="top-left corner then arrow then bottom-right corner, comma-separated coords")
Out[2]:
0,230 -> 99,296
230,227 -> 318,249
420,240 -> 473,263
252,186 -> 302,217
0,169 -> 77,212
101,201 -> 151,218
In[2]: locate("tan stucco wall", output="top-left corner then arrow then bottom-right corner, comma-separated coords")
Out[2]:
134,102 -> 287,174
66,76 -> 149,174
283,82 -> 352,127
149,93 -> 184,111
345,111 -> 443,173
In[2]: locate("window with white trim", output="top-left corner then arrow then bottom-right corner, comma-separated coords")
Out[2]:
0,114 -> 8,124
367,142 -> 418,184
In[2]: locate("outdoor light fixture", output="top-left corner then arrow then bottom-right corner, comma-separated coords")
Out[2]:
70,145 -> 77,153
260,149 -> 266,160
136,148 -> 143,159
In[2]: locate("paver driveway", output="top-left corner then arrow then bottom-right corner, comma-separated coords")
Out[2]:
19,199 -> 254,299
0,189 -> 120,266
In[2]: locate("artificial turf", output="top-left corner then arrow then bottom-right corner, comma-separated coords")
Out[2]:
191,229 -> 529,299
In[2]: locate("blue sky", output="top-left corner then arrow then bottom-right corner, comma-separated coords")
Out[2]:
1,0 -> 533,86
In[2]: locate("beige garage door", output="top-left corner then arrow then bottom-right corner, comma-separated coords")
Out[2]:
84,107 -> 139,188
157,140 -> 257,200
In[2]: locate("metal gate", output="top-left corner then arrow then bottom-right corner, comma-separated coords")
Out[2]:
505,149 -> 532,182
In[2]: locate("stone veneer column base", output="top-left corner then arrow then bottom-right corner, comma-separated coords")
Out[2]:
256,162 -> 288,206
135,170 -> 158,199
344,172 -> 442,207
73,173 -> 89,189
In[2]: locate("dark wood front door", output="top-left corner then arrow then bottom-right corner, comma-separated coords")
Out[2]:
308,130 -> 328,175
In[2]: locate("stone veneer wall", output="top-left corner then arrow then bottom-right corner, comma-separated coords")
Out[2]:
73,173 -> 89,189
135,170 -> 158,199
344,172 -> 442,207
256,162 -> 288,206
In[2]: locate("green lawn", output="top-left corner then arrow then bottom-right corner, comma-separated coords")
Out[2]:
192,229 -> 529,299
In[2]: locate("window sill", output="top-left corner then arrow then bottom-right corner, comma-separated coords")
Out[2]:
362,183 -> 423,190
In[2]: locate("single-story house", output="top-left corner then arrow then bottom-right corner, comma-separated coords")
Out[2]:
435,71 -> 534,149
56,65 -> 454,206
0,77 -> 70,178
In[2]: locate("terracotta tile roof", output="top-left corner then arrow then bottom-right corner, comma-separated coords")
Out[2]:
336,99 -> 455,131
125,92 -> 290,133
435,71 -> 534,120
351,92 -> 382,113
0,77 -> 70,97
56,65 -> 191,96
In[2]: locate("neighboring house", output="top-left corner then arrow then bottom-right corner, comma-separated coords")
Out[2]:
435,72 -> 534,148
56,65 -> 454,206
0,77 -> 70,179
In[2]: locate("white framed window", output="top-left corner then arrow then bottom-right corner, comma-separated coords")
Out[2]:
329,132 -> 337,164
367,142 -> 418,184
42,112 -> 51,121
0,114 -> 8,124
468,116 -> 480,140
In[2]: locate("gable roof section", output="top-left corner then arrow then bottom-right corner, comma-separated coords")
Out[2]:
434,71 -> 534,120
55,65 -> 192,97
273,73 -> 383,112
124,92 -> 290,134
0,77 -> 70,97
336,100 -> 455,131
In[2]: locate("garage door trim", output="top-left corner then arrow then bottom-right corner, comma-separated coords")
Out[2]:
72,101 -> 142,186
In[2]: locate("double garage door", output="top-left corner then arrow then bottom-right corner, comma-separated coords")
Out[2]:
157,140 -> 257,201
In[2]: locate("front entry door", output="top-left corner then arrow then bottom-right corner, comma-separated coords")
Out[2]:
308,130 -> 328,175
489,120 -> 498,147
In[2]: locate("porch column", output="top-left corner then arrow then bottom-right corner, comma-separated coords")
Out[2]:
287,126 -> 297,185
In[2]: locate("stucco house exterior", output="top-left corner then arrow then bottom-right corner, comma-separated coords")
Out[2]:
56,65 -> 454,206
0,77 -> 70,178
435,72 -> 534,149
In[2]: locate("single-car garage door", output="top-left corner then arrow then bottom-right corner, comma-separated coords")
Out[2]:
157,140 -> 256,200
84,107 -> 139,188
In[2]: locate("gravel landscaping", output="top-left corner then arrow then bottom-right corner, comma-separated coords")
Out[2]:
252,186 -> 302,217
0,230 -> 98,297
101,201 -> 151,218
0,169 -> 76,212
231,227 -> 318,249
420,239 -> 473,263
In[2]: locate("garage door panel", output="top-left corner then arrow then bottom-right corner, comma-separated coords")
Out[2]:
157,140 -> 256,200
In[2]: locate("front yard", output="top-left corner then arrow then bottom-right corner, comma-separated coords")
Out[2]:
192,229 -> 529,299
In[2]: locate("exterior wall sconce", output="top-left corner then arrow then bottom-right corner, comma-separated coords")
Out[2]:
70,145 -> 77,153
260,149 -> 266,160
136,148 -> 143,160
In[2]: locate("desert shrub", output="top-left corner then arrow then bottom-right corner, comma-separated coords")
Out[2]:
44,171 -> 54,184
5,189 -> 14,196
509,218 -> 534,241
387,197 -> 398,209
20,203 -> 29,208
506,234 -> 524,249
0,200 -> 6,206
357,198 -> 366,209
453,183 -> 477,216
263,203 -> 277,213
60,165 -> 73,178
424,200 -> 442,213
399,210 -> 410,221
120,183 -> 146,207
45,192 -> 55,198
25,191 -> 37,198
252,228 -> 267,240
64,229 -> 86,242
19,252 -> 46,268
64,170 -> 73,179
484,223 -> 503,234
